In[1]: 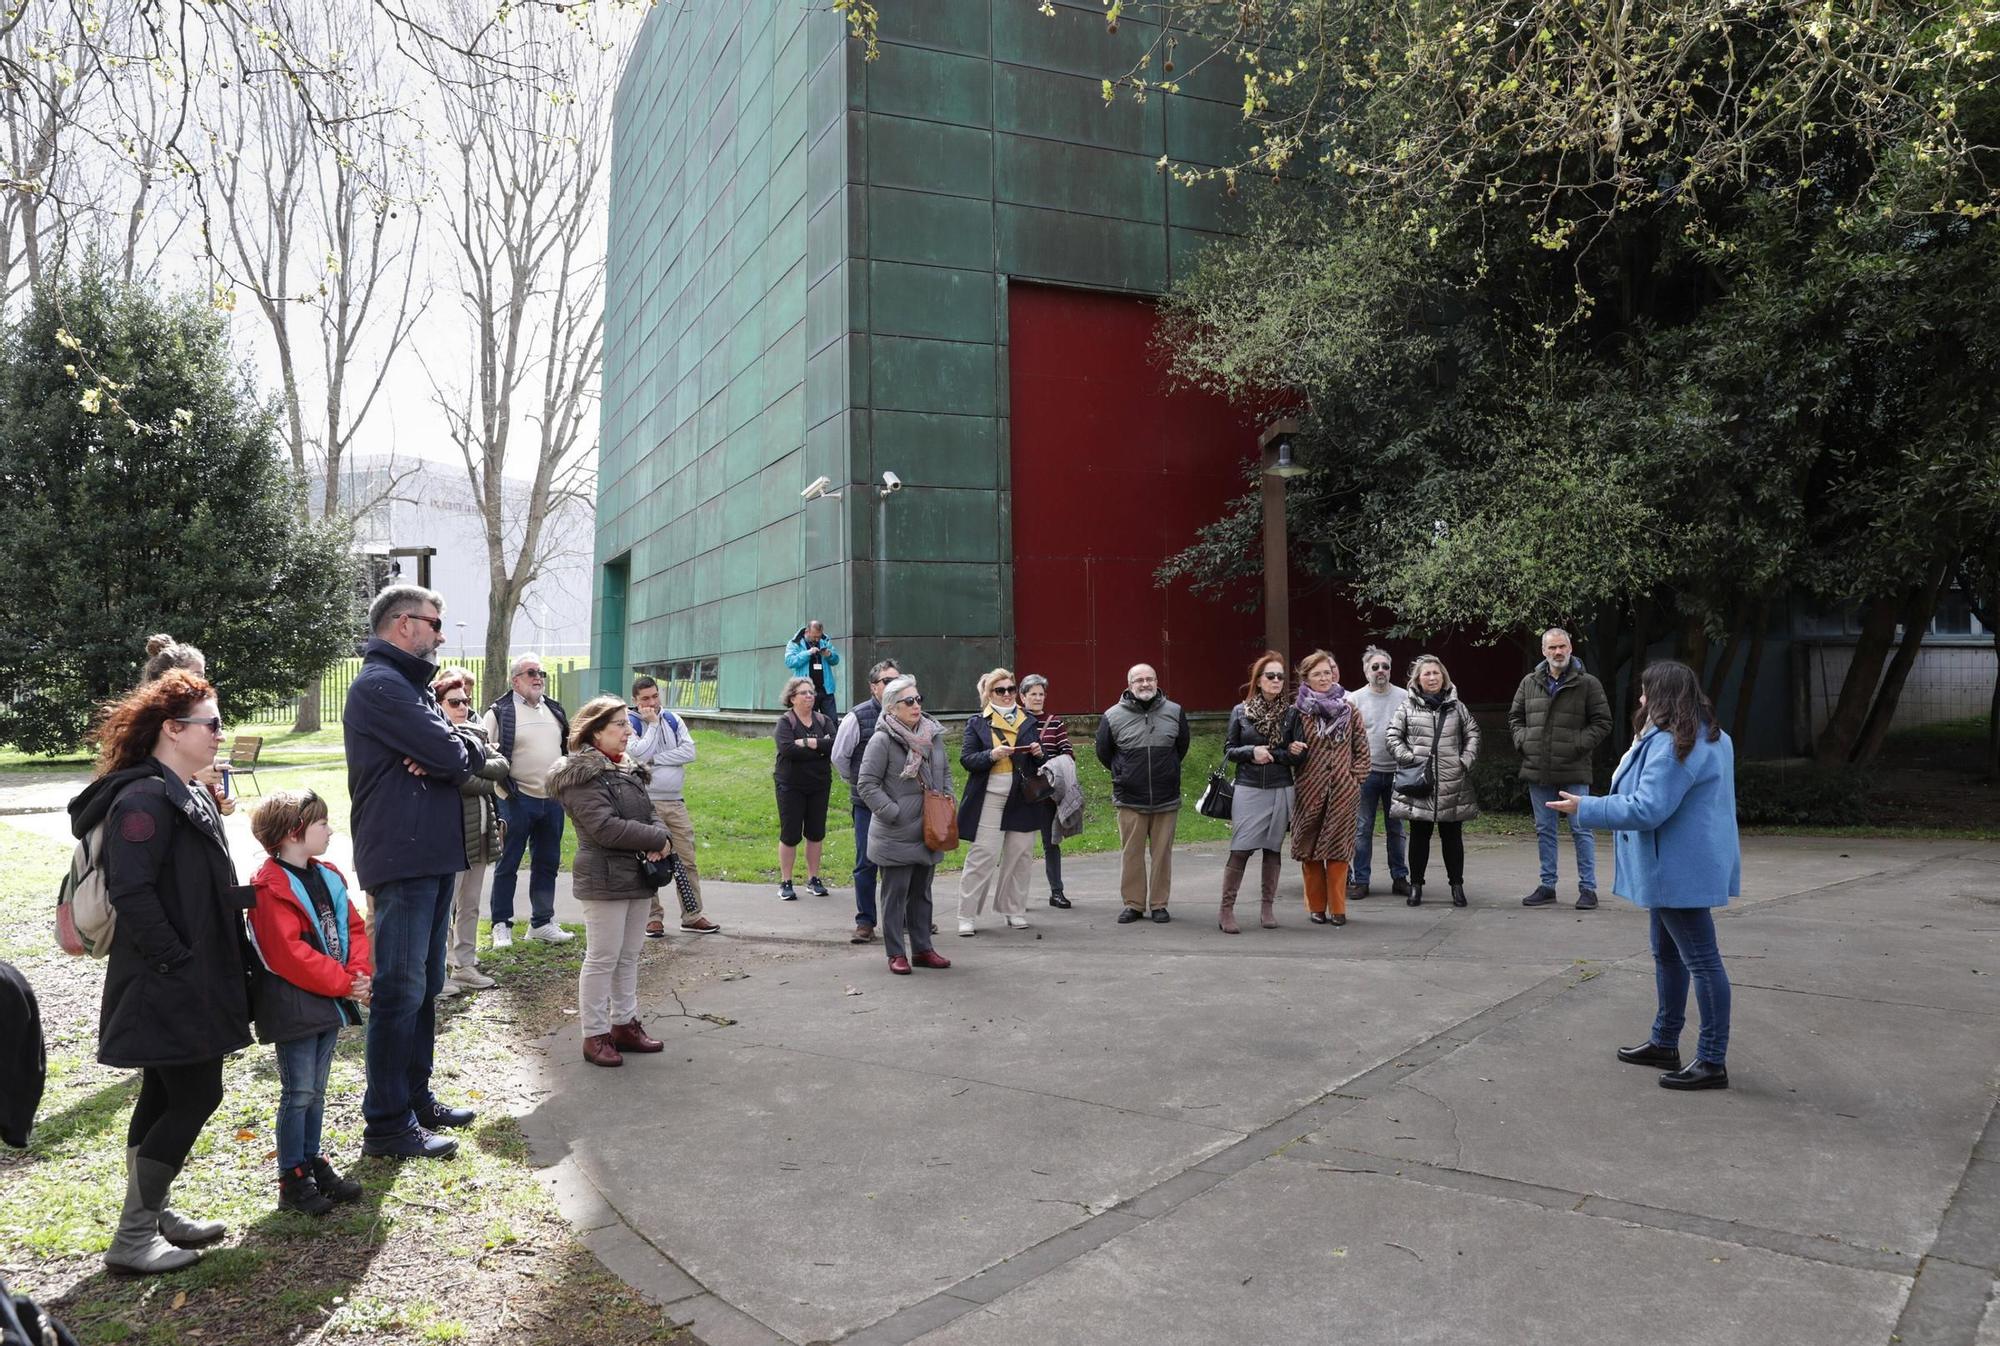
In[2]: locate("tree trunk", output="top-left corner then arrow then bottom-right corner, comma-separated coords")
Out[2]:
1851,563 -> 1950,766
1622,594 -> 1654,739
293,679 -> 323,734
1813,595 -> 1899,766
1731,602 -> 1768,742
1677,611 -> 1710,680
1706,598 -> 1752,705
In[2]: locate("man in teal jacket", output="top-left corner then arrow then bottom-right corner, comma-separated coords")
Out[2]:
786,621 -> 841,717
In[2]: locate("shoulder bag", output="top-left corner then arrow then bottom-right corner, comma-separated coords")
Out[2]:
1196,766 -> 1234,820
1393,707 -> 1441,798
923,787 -> 960,851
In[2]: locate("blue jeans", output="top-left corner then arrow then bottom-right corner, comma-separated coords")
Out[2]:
1351,770 -> 1407,885
275,1028 -> 340,1169
1528,782 -> 1598,891
852,806 -> 878,927
362,873 -> 454,1138
1649,907 -> 1731,1065
490,793 -> 564,928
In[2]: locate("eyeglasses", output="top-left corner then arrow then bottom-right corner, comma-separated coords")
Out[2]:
1368,663 -> 1391,672
173,716 -> 223,733
990,685 -> 1016,696
897,695 -> 923,706
398,612 -> 444,632
517,669 -> 545,679
444,697 -> 471,708
1260,672 -> 1285,681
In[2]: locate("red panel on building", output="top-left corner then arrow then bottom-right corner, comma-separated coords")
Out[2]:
1008,282 -> 1520,712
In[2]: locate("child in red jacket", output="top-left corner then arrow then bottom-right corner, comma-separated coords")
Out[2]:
247,790 -> 372,1216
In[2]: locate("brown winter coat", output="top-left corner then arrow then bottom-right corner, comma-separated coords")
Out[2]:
1389,693 -> 1483,824
548,748 -> 669,902
1290,707 -> 1372,863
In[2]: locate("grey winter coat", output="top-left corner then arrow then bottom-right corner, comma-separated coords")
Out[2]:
457,724 -> 509,866
548,749 -> 670,901
1388,693 -> 1483,824
1509,658 -> 1612,784
855,720 -> 954,868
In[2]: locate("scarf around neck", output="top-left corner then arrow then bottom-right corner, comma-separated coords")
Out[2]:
1295,682 -> 1353,733
1243,690 -> 1288,745
877,709 -> 941,782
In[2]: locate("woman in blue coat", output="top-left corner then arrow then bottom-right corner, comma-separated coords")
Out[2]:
1547,661 -> 1740,1091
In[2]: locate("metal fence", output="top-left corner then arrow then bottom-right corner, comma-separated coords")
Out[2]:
237,655 -> 587,726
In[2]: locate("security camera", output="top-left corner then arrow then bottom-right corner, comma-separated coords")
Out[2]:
801,475 -> 832,501
879,471 -> 903,496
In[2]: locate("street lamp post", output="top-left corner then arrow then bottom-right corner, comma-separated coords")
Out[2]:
1259,417 -> 1305,659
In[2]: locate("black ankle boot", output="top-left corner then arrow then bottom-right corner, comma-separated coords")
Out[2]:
1450,884 -> 1467,907
1407,882 -> 1423,907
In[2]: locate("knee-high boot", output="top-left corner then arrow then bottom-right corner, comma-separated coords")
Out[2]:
1219,852 -> 1246,934
104,1152 -> 200,1275
1260,851 -> 1283,928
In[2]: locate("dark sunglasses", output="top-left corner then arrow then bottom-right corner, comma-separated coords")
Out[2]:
897,694 -> 924,706
173,716 -> 223,733
517,669 -> 546,679
1368,662 -> 1391,672
444,696 -> 471,708
399,612 -> 444,632
990,685 -> 1016,696
1259,671 -> 1285,681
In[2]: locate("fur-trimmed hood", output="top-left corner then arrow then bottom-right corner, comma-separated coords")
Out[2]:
547,746 -> 649,795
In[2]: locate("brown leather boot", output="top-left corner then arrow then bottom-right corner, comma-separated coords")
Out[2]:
1260,851 -> 1283,928
610,1019 -> 664,1053
582,1033 -> 624,1067
1220,853 -> 1247,934
1218,898 -> 1240,934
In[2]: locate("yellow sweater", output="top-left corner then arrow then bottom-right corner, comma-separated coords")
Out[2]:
985,705 -> 1022,776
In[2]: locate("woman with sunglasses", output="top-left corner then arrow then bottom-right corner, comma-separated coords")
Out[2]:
854,677 -> 955,974
1219,650 -> 1308,932
67,670 -> 248,1274
1017,675 -> 1073,908
955,668 -> 1044,936
431,667 -> 510,996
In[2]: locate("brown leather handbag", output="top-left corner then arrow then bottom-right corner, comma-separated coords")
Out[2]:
923,788 -> 959,851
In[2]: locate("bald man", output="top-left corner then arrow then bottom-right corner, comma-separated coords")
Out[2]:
1094,663 -> 1190,923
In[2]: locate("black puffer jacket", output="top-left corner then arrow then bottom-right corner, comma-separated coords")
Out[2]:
1509,658 -> 1613,784
69,761 -> 253,1069
1224,703 -> 1305,789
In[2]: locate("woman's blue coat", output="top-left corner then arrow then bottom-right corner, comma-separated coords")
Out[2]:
1570,727 -> 1740,909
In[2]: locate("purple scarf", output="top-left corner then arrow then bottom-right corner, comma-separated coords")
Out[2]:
1295,682 -> 1353,734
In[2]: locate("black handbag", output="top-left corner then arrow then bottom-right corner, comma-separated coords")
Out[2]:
637,852 -> 679,890
1196,766 -> 1234,819
1394,702 -> 1445,797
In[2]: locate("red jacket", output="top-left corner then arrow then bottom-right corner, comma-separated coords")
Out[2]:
249,857 -> 372,998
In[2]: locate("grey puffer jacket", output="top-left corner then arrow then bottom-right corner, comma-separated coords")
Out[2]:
548,749 -> 669,901
1388,693 -> 1483,824
457,724 -> 509,866
855,719 -> 954,868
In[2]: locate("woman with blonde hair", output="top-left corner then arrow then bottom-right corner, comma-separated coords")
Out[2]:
1388,654 -> 1482,907
1289,649 -> 1372,925
549,695 -> 672,1067
955,667 -> 1044,935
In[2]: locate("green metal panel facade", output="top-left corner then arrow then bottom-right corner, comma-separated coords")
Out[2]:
594,0 -> 1249,710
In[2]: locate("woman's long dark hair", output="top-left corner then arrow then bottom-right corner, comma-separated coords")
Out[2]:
1637,661 -> 1722,762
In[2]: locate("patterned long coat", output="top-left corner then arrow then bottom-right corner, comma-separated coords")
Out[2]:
1290,706 -> 1373,863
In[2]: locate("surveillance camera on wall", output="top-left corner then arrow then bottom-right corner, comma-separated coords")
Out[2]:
879,471 -> 902,496
801,475 -> 832,501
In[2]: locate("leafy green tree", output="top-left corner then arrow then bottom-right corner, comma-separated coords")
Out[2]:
0,262 -> 359,754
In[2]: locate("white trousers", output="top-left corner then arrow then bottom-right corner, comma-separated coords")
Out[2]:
958,784 -> 1034,918
578,898 -> 650,1037
448,862 -> 487,971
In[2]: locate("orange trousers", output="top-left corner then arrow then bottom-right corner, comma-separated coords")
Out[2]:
1301,859 -> 1350,918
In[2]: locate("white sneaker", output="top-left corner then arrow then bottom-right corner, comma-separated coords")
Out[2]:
490,922 -> 513,949
449,966 -> 496,991
527,923 -> 574,944
957,919 -> 977,937
1005,914 -> 1031,929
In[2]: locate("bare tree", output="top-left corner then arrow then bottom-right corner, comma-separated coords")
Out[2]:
212,0 -> 429,729
429,2 -> 615,689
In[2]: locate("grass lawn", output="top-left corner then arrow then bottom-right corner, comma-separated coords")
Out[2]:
0,821 -> 690,1346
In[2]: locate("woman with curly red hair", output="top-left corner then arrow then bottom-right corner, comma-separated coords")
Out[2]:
67,669 -> 252,1274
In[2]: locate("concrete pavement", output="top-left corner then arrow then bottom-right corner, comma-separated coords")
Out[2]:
515,834 -> 2000,1346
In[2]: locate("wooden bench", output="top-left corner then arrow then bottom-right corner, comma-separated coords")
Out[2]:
227,736 -> 263,797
